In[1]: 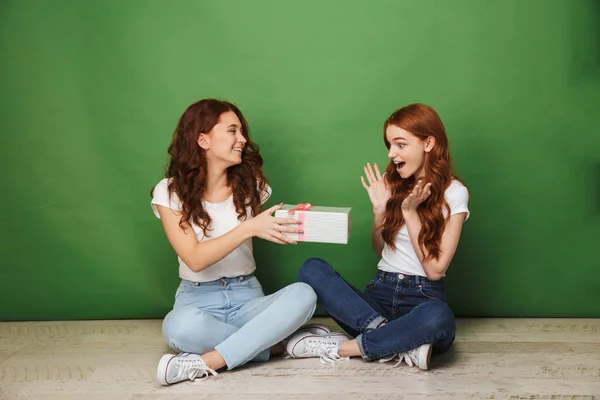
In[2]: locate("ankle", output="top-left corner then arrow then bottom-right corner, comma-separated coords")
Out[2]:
270,342 -> 286,357
200,351 -> 227,371
338,339 -> 361,358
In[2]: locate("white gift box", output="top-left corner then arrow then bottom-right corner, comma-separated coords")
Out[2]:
274,203 -> 352,244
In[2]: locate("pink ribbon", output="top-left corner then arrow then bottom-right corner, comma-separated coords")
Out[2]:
287,203 -> 313,215
287,203 -> 312,242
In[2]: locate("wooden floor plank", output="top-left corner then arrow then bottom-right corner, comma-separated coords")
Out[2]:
1,318 -> 598,400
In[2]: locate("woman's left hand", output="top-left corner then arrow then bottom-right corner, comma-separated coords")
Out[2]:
401,180 -> 431,212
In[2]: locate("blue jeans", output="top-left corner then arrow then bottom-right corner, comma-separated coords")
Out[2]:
298,258 -> 456,361
162,274 -> 317,369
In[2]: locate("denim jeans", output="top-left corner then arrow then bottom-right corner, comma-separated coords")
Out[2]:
162,274 -> 317,369
298,258 -> 456,361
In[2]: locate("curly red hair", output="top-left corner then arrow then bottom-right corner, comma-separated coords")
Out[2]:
381,103 -> 459,260
156,99 -> 268,236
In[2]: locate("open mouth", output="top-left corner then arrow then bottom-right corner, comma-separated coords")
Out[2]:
395,161 -> 406,172
233,147 -> 243,153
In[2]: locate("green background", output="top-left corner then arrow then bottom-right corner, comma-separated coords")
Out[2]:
1,0 -> 599,321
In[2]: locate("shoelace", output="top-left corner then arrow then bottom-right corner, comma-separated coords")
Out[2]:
178,357 -> 219,381
378,348 -> 418,368
301,343 -> 350,365
320,348 -> 350,365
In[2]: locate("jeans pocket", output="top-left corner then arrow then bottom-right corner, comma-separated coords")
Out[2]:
243,276 -> 263,290
419,282 -> 447,303
365,278 -> 379,290
175,282 -> 195,298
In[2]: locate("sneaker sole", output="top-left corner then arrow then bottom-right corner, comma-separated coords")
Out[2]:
157,354 -> 177,385
421,344 -> 433,370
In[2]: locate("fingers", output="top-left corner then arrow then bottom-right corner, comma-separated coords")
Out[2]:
270,231 -> 297,245
275,217 -> 301,225
363,166 -> 373,185
265,234 -> 288,245
383,172 -> 390,189
413,180 -> 422,196
423,183 -> 432,199
363,162 -> 385,187
374,163 -> 383,181
367,162 -> 377,183
411,181 -> 431,201
408,181 -> 420,198
418,182 -> 431,197
277,224 -> 299,233
360,176 -> 369,191
264,203 -> 284,215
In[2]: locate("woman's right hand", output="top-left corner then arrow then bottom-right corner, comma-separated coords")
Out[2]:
245,203 -> 301,244
361,162 -> 391,214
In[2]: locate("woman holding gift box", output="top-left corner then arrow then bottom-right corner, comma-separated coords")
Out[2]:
150,99 -> 324,385
288,103 -> 470,371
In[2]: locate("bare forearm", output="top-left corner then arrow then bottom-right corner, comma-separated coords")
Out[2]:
184,223 -> 253,272
403,210 -> 426,261
371,208 -> 386,256
402,210 -> 446,280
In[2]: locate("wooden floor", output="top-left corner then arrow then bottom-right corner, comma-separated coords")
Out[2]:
1,317 -> 599,400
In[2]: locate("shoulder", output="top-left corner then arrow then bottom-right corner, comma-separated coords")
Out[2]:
153,178 -> 171,194
151,178 -> 182,218
445,179 -> 469,201
444,179 -> 470,220
152,178 -> 177,201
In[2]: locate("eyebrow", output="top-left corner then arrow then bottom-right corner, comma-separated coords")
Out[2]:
227,124 -> 241,129
391,136 -> 407,142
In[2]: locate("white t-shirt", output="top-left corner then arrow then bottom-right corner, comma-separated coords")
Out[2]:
151,178 -> 271,282
377,180 -> 470,277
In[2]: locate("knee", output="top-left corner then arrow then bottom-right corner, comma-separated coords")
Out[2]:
298,257 -> 334,285
421,301 -> 456,333
285,282 -> 317,308
162,306 -> 213,351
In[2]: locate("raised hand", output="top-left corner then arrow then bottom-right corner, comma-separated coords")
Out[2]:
360,162 -> 391,213
401,180 -> 431,212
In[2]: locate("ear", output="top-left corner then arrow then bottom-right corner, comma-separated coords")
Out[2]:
197,133 -> 210,150
424,136 -> 435,153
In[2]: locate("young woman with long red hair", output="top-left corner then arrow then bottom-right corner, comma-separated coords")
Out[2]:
286,103 -> 470,370
151,99 -> 324,385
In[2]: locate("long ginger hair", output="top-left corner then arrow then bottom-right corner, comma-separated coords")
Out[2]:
382,103 -> 457,260
156,99 -> 268,236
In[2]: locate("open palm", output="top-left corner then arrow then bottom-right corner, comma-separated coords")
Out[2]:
401,180 -> 431,212
361,162 -> 391,212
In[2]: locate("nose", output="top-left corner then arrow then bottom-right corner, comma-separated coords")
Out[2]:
387,147 -> 396,159
237,133 -> 247,145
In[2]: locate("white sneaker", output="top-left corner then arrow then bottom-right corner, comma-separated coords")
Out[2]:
297,323 -> 332,335
157,353 -> 218,385
283,323 -> 331,345
285,332 -> 350,364
379,343 -> 432,370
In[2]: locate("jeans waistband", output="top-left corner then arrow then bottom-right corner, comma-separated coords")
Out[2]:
182,273 -> 255,286
376,270 -> 442,285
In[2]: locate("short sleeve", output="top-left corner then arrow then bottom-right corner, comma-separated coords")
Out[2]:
260,183 -> 272,205
446,182 -> 470,221
151,178 -> 183,219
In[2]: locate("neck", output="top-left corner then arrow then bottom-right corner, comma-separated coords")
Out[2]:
205,164 -> 229,194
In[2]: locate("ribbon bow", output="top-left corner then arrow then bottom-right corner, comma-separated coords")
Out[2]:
287,203 -> 313,215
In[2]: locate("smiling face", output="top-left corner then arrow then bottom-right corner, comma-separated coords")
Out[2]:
385,125 -> 434,179
197,110 -> 247,168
